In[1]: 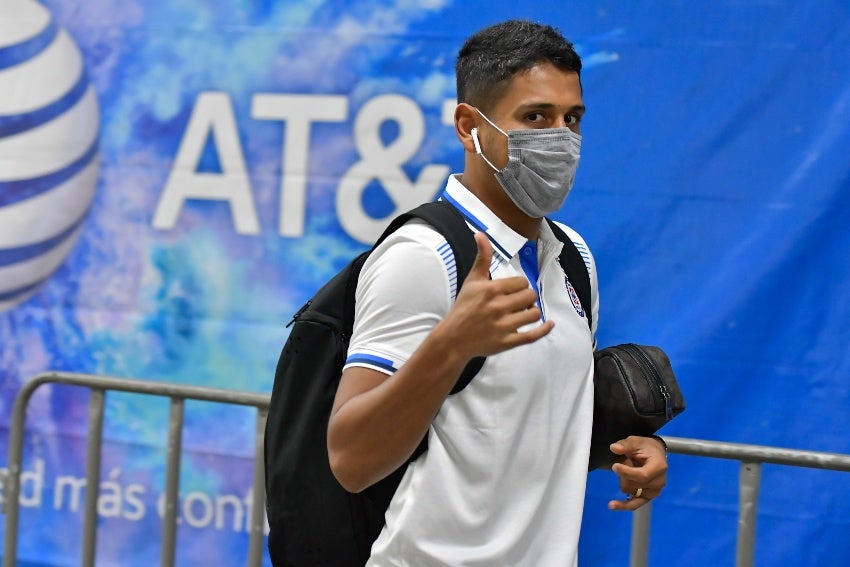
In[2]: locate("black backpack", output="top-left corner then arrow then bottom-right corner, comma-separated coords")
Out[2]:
264,199 -> 591,566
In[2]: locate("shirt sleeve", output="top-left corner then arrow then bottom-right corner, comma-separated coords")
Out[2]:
344,221 -> 454,375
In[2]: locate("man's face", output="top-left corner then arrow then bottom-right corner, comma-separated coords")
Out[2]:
478,62 -> 585,170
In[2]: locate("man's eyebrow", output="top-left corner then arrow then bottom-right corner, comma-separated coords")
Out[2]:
518,102 -> 586,113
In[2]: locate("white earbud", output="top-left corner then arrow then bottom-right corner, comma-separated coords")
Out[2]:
471,127 -> 483,154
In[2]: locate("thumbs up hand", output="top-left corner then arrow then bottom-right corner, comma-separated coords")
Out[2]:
435,231 -> 554,360
465,230 -> 495,284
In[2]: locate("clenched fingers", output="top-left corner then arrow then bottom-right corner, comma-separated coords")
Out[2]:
607,436 -> 668,512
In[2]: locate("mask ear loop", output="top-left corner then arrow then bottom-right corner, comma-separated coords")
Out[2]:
471,127 -> 500,173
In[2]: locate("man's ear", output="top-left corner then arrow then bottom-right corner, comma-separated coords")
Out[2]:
454,103 -> 479,154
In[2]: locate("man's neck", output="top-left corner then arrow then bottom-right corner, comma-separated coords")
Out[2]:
458,171 -> 542,241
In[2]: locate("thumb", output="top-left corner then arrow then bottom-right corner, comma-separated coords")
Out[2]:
467,231 -> 493,281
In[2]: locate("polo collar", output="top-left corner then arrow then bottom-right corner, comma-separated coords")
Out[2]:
440,175 -> 562,262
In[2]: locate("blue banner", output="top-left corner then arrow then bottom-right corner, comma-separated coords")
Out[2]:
1,1 -> 849,565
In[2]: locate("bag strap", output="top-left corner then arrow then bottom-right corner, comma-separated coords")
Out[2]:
365,203 -> 594,392
377,200 -> 485,395
351,202 -> 594,465
339,201 -> 475,343
546,219 -> 593,333
345,203 -> 593,397
357,200 -> 482,464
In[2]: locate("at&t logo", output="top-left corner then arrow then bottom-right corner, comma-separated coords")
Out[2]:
0,0 -> 100,312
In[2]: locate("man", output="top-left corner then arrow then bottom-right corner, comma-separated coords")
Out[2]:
327,19 -> 668,565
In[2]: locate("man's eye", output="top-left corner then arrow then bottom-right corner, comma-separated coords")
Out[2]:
565,114 -> 579,125
527,113 -> 545,122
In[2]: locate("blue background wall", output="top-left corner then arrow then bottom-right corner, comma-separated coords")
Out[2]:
1,1 -> 848,565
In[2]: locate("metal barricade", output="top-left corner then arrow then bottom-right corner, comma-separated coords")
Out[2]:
2,372 -> 270,567
6,373 -> 850,567
628,436 -> 850,567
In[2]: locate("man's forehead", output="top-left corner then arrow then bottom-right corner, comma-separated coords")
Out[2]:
494,67 -> 583,110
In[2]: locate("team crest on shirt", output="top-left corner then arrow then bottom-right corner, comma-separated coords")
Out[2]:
565,277 -> 585,318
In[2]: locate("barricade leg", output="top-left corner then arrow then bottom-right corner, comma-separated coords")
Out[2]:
82,389 -> 106,566
630,501 -> 652,567
736,461 -> 761,567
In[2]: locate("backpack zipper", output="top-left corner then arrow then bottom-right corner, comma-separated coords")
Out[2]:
286,300 -> 312,328
620,344 -> 673,419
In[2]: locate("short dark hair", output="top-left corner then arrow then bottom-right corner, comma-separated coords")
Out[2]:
456,20 -> 582,112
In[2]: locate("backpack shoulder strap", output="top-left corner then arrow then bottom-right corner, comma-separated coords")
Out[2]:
353,200 -> 483,471
546,219 -> 593,333
376,207 -> 594,388
338,200 -> 477,343
378,200 -> 484,395
375,200 -> 476,266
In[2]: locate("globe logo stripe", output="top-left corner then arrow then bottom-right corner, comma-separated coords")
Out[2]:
0,157 -> 98,247
0,18 -> 57,71
0,29 -> 83,116
0,137 -> 98,207
0,223 -> 84,298
0,83 -> 99,180
0,1 -> 100,311
0,70 -> 89,137
0,280 -> 42,302
0,210 -> 88,267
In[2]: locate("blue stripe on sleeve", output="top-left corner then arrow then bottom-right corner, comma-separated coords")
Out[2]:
345,353 -> 396,373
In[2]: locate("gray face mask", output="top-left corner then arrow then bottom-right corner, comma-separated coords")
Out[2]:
471,109 -> 581,218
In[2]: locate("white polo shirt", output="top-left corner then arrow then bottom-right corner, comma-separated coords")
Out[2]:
345,175 -> 599,566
